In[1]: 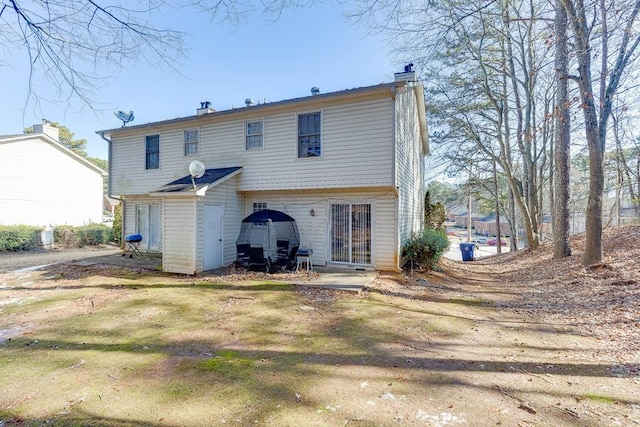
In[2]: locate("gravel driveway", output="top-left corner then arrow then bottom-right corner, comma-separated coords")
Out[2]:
0,246 -> 122,273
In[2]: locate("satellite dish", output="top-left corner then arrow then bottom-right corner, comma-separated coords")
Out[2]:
114,110 -> 135,127
188,160 -> 205,189
188,160 -> 205,178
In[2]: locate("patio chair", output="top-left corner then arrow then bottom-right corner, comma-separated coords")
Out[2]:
249,245 -> 271,272
236,242 -> 251,268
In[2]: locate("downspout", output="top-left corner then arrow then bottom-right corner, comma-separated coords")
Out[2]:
98,131 -> 125,247
391,84 -> 401,272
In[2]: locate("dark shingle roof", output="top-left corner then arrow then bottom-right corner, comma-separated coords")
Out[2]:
153,167 -> 242,193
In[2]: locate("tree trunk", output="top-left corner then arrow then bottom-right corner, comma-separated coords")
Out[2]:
493,161 -> 502,254
553,0 -> 572,258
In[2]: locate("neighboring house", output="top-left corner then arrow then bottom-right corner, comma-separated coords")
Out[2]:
98,68 -> 429,274
446,204 -> 468,222
0,122 -> 106,227
454,213 -> 483,229
104,195 -> 121,215
472,213 -> 512,237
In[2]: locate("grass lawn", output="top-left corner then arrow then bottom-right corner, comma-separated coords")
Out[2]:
1,258 -> 638,426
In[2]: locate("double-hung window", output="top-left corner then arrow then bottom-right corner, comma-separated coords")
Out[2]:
252,202 -> 267,227
246,120 -> 263,150
145,135 -> 160,169
298,112 -> 321,157
184,129 -> 199,156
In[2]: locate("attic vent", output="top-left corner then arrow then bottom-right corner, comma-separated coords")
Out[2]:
245,98 -> 254,107
311,87 -> 320,95
197,101 -> 215,115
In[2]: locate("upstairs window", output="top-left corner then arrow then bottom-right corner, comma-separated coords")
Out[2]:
145,135 -> 159,169
184,129 -> 199,156
298,112 -> 321,157
246,120 -> 263,150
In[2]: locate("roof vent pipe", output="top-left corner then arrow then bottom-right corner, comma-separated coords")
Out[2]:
197,101 -> 215,115
311,87 -> 320,95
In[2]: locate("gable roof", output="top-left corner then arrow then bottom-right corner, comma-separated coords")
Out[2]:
97,79 -> 429,159
151,166 -> 242,196
97,83 -> 399,137
0,132 -> 106,176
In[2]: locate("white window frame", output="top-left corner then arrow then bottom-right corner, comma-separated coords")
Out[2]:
297,111 -> 322,158
252,202 -> 268,227
145,134 -> 160,170
245,120 -> 264,150
136,203 -> 161,251
184,129 -> 199,156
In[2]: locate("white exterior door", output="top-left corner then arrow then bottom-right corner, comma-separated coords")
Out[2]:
203,204 -> 223,270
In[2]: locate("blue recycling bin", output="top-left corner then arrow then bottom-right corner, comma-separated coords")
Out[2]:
459,242 -> 475,261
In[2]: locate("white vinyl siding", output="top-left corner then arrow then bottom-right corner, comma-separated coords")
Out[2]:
395,86 -> 426,247
0,136 -> 103,226
245,189 -> 397,271
163,198 -> 197,274
109,94 -> 395,196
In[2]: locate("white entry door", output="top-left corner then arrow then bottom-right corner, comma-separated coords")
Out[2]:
203,204 -> 224,270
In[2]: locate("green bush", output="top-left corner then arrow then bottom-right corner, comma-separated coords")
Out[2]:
112,204 -> 122,244
402,228 -> 450,271
54,224 -> 113,247
0,225 -> 42,251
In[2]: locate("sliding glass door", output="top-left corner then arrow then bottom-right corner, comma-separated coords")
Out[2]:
330,203 -> 371,265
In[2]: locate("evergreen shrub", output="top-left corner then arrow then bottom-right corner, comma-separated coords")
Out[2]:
54,224 -> 113,247
402,228 -> 450,271
0,225 -> 42,251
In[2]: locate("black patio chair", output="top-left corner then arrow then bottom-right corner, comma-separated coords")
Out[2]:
276,239 -> 289,261
236,242 -> 250,268
249,245 -> 271,272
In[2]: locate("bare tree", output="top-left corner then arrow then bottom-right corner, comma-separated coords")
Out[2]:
0,1 -> 190,109
559,0 -> 640,265
1,0 -> 299,111
553,0 -> 571,258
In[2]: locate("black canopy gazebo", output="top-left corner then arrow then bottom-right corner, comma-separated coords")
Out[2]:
235,209 -> 300,272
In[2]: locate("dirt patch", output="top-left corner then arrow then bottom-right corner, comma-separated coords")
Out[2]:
0,227 -> 639,426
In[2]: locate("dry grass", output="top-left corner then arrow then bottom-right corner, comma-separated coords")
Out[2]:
0,226 -> 639,426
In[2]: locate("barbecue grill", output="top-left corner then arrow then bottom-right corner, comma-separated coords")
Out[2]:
123,234 -> 143,258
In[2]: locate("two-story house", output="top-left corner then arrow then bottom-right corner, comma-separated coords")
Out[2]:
1,122 -> 105,227
98,69 -> 428,274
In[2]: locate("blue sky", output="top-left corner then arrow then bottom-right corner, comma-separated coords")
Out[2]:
0,3 -> 400,160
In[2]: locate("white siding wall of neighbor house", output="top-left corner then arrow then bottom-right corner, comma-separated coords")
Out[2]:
108,92 -> 395,196
394,86 -> 426,251
246,189 -> 397,271
0,137 -> 103,226
162,197 -> 197,274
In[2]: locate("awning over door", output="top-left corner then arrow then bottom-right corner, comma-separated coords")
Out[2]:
150,166 -> 242,196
